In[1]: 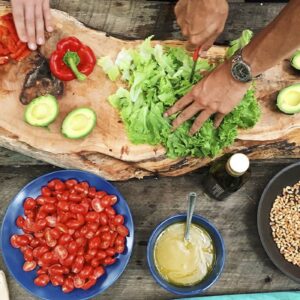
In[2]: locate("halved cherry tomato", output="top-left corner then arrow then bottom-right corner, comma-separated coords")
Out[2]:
78,265 -> 93,279
72,255 -> 84,274
62,277 -> 74,293
73,275 -> 85,288
34,274 -> 50,287
93,266 -> 105,279
23,197 -> 36,210
23,261 -> 37,272
82,277 -> 96,290
16,216 -> 25,228
65,179 -> 78,189
54,245 -> 68,260
113,215 -> 124,226
50,274 -> 64,286
117,225 -> 129,237
103,257 -> 116,266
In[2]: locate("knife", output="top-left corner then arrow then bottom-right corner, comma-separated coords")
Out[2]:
189,46 -> 201,83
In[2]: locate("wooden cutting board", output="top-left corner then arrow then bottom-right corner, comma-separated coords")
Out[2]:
1,2 -> 300,181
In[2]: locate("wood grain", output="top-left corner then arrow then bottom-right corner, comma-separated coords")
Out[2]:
1,2 -> 300,181
1,162 -> 300,299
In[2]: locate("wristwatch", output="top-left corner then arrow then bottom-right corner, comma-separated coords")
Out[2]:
231,49 -> 255,83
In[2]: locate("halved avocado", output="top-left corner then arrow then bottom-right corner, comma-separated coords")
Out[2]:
61,107 -> 96,139
277,84 -> 300,114
291,50 -> 300,70
24,95 -> 59,127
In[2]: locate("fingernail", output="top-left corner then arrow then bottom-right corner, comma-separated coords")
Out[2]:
37,37 -> 44,45
163,113 -> 168,117
47,26 -> 53,32
28,43 -> 37,50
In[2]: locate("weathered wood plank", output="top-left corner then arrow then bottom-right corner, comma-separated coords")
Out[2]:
0,162 -> 299,299
47,0 -> 286,43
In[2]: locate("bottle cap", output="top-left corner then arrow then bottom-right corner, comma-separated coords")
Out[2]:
228,153 -> 249,175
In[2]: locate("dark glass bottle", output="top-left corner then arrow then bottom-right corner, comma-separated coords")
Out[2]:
202,153 -> 251,201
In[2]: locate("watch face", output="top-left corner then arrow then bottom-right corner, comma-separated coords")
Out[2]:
231,62 -> 251,83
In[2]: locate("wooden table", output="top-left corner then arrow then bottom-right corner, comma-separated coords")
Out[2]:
1,0 -> 299,299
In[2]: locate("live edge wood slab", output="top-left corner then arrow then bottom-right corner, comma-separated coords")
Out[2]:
0,1 -> 300,181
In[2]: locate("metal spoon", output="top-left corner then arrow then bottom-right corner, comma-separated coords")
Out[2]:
184,192 -> 197,242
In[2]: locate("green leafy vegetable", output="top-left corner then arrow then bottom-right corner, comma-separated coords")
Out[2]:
226,29 -> 253,58
97,57 -> 120,81
100,35 -> 260,158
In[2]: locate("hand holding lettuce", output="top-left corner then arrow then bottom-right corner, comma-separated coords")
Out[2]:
99,32 -> 260,158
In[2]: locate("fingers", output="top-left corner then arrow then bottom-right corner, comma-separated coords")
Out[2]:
11,0 -> 27,42
164,93 -> 194,117
43,0 -> 53,32
25,3 -> 37,50
172,103 -> 202,129
214,113 -> 225,128
35,3 -> 44,45
190,109 -> 213,135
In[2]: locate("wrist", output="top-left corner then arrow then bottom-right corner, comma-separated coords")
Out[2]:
242,45 -> 261,77
222,60 -> 251,88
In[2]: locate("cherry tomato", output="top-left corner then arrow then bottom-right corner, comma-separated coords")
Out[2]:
91,198 -> 103,212
66,220 -> 82,230
69,194 -> 82,202
82,278 -> 96,290
61,191 -> 70,201
45,229 -> 57,248
23,261 -> 37,272
34,274 -> 50,287
47,179 -> 57,189
30,238 -> 40,248
78,265 -> 93,279
37,268 -> 47,275
105,207 -> 116,217
54,245 -> 68,260
24,248 -> 34,261
49,264 -> 64,276
67,241 -> 78,254
41,251 -> 54,265
89,237 -> 101,250
115,244 -> 125,254
72,255 -> 85,273
107,195 -> 118,206
57,201 -> 70,212
100,240 -> 110,250
99,225 -> 110,233
95,191 -> 106,199
113,215 -> 124,226
88,187 -> 96,198
60,254 -> 75,267
10,234 -> 20,248
50,274 -> 64,286
117,225 -> 129,237
80,199 -> 90,211
93,266 -> 105,279
62,277 -> 74,293
87,222 -> 99,233
36,219 -> 47,230
99,212 -> 108,225
65,179 -> 78,189
101,232 -> 112,242
16,216 -> 25,228
115,235 -> 126,246
103,257 -> 116,266
110,232 -> 118,247
58,233 -> 73,245
44,197 -> 56,204
85,212 -> 100,223
106,247 -> 116,257
36,196 -> 46,206
54,180 -> 65,191
23,197 -> 36,210
17,235 -> 30,246
41,186 -> 52,197
42,203 -> 56,214
75,237 -> 87,247
85,230 -> 95,240
50,228 -> 61,240
36,210 -> 47,220
73,275 -> 85,288
77,213 -> 85,225
46,216 -> 57,227
100,196 -> 111,208
56,223 -> 69,234
70,204 -> 86,214
91,258 -> 100,268
96,250 -> 107,260
84,249 -> 97,262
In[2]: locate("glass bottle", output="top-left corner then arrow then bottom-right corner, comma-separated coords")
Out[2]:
202,153 -> 251,201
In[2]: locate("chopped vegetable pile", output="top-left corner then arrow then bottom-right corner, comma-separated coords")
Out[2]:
100,33 -> 261,158
0,13 -> 31,64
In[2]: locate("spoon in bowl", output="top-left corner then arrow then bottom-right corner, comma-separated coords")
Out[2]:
184,192 -> 197,243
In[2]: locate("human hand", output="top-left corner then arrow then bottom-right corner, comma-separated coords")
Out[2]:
11,0 -> 52,50
175,0 -> 229,53
164,61 -> 250,135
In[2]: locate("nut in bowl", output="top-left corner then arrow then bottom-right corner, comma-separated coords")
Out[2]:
147,214 -> 225,296
0,170 -> 134,300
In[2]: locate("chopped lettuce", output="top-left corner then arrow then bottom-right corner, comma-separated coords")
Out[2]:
226,29 -> 253,58
97,57 -> 120,81
100,34 -> 260,158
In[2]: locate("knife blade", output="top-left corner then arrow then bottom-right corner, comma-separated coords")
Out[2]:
189,46 -> 201,83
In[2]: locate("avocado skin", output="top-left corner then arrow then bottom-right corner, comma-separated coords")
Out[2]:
277,84 -> 300,115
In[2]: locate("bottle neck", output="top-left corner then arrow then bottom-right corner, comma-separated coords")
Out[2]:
225,153 -> 250,177
225,160 -> 245,177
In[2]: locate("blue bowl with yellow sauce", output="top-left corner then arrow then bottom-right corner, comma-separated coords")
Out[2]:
147,214 -> 225,296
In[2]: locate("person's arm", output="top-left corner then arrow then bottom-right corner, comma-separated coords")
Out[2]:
11,0 -> 52,50
165,0 -> 300,135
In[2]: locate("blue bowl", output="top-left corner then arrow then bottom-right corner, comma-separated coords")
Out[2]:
147,214 -> 225,296
0,170 -> 134,300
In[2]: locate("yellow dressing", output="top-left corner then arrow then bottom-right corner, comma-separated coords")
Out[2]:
154,223 -> 215,286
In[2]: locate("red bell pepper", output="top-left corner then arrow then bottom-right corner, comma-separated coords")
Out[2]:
50,37 -> 96,81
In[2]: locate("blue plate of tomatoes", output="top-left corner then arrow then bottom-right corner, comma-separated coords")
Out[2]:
0,170 -> 134,300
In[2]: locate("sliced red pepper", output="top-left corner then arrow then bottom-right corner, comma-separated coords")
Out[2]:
14,48 -> 31,62
0,42 -> 10,56
50,36 -> 96,81
10,43 -> 28,59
